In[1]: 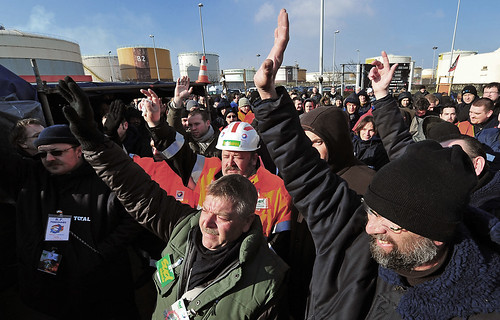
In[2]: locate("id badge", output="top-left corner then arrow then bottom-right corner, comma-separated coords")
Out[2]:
170,298 -> 190,320
256,197 -> 269,210
45,214 -> 72,241
156,255 -> 176,288
38,249 -> 62,275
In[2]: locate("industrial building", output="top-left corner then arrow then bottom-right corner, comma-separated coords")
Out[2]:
178,52 -> 220,83
0,28 -> 91,83
117,47 -> 173,82
436,49 -> 500,84
82,55 -> 121,82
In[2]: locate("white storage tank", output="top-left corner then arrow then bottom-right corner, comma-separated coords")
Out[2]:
436,49 -> 500,84
0,29 -> 90,82
178,52 -> 220,83
82,55 -> 122,82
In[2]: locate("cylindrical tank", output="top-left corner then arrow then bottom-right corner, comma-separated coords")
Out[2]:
82,55 -> 122,82
178,52 -> 220,83
117,47 -> 173,82
0,29 -> 89,82
365,55 -> 412,64
223,68 -> 256,82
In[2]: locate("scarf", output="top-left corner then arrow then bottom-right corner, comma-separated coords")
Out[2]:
378,225 -> 500,320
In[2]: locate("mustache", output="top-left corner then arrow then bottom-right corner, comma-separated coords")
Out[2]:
202,227 -> 218,235
225,166 -> 240,172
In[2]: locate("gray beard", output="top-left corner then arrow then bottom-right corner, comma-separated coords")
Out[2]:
369,235 -> 438,271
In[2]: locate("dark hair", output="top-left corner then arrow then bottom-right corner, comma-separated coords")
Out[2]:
425,94 -> 439,104
414,98 -> 430,111
206,174 -> 257,218
472,98 -> 494,112
354,115 -> 377,135
189,108 -> 210,122
9,118 -> 44,146
484,82 -> 500,92
304,98 -> 316,107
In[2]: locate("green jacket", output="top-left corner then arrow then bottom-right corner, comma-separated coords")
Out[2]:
152,211 -> 288,320
85,141 -> 288,320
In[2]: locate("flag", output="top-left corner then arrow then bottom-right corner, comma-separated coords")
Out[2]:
448,54 -> 460,72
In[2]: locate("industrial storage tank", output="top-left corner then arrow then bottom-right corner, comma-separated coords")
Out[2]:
0,28 -> 90,82
82,55 -> 122,82
178,52 -> 220,83
117,47 -> 173,82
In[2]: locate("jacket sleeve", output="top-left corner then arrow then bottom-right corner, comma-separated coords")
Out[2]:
372,95 -> 414,161
148,120 -> 200,187
84,140 -> 197,242
253,87 -> 360,252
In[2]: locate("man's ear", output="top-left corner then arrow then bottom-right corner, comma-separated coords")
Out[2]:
486,110 -> 494,119
472,156 -> 486,176
122,121 -> 129,130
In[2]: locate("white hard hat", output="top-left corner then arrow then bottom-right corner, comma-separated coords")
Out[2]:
216,122 -> 260,152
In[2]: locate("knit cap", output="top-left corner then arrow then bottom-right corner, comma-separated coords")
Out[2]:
462,85 -> 477,96
364,140 -> 477,242
34,124 -> 80,148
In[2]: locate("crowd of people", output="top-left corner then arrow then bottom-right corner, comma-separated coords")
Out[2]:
1,8 -> 499,320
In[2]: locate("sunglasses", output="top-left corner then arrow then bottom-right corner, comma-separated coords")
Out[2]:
38,146 -> 76,158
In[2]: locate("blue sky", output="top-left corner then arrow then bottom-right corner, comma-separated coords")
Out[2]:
2,0 -> 499,79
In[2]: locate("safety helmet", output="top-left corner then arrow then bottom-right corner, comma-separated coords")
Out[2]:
216,122 -> 260,152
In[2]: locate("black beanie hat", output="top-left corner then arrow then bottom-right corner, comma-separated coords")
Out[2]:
462,85 -> 477,96
34,124 -> 80,148
425,120 -> 460,141
364,140 -> 477,242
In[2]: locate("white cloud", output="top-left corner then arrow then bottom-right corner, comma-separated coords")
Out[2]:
255,3 -> 276,23
25,5 -> 55,32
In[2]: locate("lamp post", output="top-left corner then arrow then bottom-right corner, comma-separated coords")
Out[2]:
198,3 -> 206,56
448,0 -> 461,77
107,50 -> 114,82
332,30 -> 340,87
149,34 -> 160,81
318,0 -> 325,93
256,54 -> 261,69
295,60 -> 298,87
432,46 -> 438,82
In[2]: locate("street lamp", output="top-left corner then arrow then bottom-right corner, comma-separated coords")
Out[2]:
256,54 -> 261,69
149,34 -> 160,81
332,30 -> 340,87
356,49 -> 360,64
198,3 -> 206,56
295,60 -> 299,87
107,50 -> 115,82
449,0 -> 461,76
432,46 -> 438,82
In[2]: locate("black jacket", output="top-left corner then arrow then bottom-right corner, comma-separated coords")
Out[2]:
254,87 -> 378,319
0,151 -> 142,319
253,88 -> 500,319
352,135 -> 390,171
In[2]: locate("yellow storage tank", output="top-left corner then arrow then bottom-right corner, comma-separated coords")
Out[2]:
117,47 -> 173,82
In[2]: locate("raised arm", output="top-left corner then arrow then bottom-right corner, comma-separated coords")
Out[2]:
369,51 -> 414,160
254,8 -> 289,100
58,76 -> 195,241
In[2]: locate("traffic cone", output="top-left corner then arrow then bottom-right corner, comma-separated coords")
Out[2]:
196,55 -> 210,84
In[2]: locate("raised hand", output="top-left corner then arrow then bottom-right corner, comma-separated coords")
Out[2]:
103,100 -> 125,137
254,8 -> 289,100
57,76 -> 104,149
368,51 -> 398,100
173,76 -> 193,107
138,89 -> 162,127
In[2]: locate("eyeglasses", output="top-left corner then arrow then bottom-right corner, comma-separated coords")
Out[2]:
362,200 -> 405,234
37,146 -> 76,158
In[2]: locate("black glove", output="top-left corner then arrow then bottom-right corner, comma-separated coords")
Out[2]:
103,99 -> 125,144
57,76 -> 105,150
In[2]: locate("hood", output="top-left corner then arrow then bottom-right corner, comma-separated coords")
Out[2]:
301,106 -> 356,172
